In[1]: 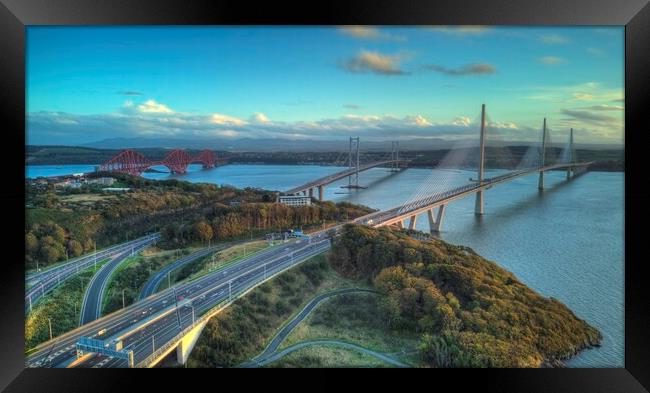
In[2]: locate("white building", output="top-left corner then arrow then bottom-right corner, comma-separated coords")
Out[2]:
89,177 -> 115,186
277,195 -> 312,207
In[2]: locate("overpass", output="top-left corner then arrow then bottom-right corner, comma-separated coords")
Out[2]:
25,234 -> 331,368
284,137 -> 402,201
26,105 -> 593,368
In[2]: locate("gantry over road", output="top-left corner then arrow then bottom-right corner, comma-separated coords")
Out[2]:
26,104 -> 593,368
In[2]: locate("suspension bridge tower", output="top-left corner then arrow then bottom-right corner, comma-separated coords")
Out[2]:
390,141 -> 400,172
475,103 -> 487,215
346,136 -> 362,188
538,118 -> 548,190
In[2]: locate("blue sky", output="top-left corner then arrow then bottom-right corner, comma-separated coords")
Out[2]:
26,26 -> 624,145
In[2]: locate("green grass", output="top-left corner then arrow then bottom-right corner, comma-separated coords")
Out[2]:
102,246 -> 198,315
179,240 -> 271,284
184,254 -> 361,368
25,259 -> 109,351
278,292 -> 421,363
263,345 -> 391,368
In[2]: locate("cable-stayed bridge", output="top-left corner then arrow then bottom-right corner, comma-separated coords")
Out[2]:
26,104 -> 593,369
355,104 -> 591,232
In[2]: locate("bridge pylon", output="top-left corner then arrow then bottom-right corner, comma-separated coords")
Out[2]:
475,104 -> 486,215
390,141 -> 400,172
567,128 -> 574,180
343,136 -> 363,189
538,118 -> 548,190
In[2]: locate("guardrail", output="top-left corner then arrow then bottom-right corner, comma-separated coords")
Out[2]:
26,234 -> 160,314
135,241 -> 330,367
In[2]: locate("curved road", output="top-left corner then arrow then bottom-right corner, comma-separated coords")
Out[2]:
242,288 -> 380,367
26,233 -> 159,314
79,241 -> 152,325
254,339 -> 408,368
26,233 -> 332,368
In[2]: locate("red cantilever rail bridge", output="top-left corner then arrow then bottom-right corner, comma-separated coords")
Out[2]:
99,149 -> 224,176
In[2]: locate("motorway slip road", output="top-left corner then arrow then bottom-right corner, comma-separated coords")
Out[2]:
26,233 -> 331,368
79,241 -> 153,325
26,234 -> 159,314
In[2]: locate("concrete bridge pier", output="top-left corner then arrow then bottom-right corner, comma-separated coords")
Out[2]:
408,215 -> 418,230
474,191 -> 484,215
318,186 -> 324,201
309,188 -> 314,198
428,205 -> 446,232
176,320 -> 208,365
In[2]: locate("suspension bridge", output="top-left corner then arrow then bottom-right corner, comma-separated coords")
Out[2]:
284,137 -> 402,200
26,104 -> 593,369
99,149 -> 226,176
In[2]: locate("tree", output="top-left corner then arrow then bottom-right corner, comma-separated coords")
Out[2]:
40,245 -> 61,264
83,238 -> 95,252
67,239 -> 83,258
194,221 -> 214,242
25,232 -> 39,254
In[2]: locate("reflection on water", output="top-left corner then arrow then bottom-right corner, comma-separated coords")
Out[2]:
26,163 -> 624,367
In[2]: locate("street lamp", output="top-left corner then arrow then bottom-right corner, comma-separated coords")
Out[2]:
122,289 -> 127,309
47,318 -> 53,341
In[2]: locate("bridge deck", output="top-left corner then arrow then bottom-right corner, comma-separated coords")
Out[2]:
285,160 -> 397,194
354,162 -> 592,227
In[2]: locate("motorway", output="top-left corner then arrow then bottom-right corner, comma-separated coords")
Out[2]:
139,244 -> 233,300
26,231 -> 332,368
79,241 -> 154,325
25,233 -> 160,314
353,162 -> 592,228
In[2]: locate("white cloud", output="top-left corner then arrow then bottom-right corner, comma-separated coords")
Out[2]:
136,99 -> 174,113
572,93 -> 595,101
338,26 -> 406,42
210,113 -> 247,126
586,47 -> 605,56
538,34 -> 569,44
538,56 -> 565,65
341,50 -> 409,75
452,116 -> 471,126
251,112 -> 270,123
429,26 -> 491,36
407,115 -> 432,127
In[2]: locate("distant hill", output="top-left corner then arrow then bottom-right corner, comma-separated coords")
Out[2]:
81,136 -> 623,152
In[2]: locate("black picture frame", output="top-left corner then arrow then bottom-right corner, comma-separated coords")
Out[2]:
1,0 -> 648,391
